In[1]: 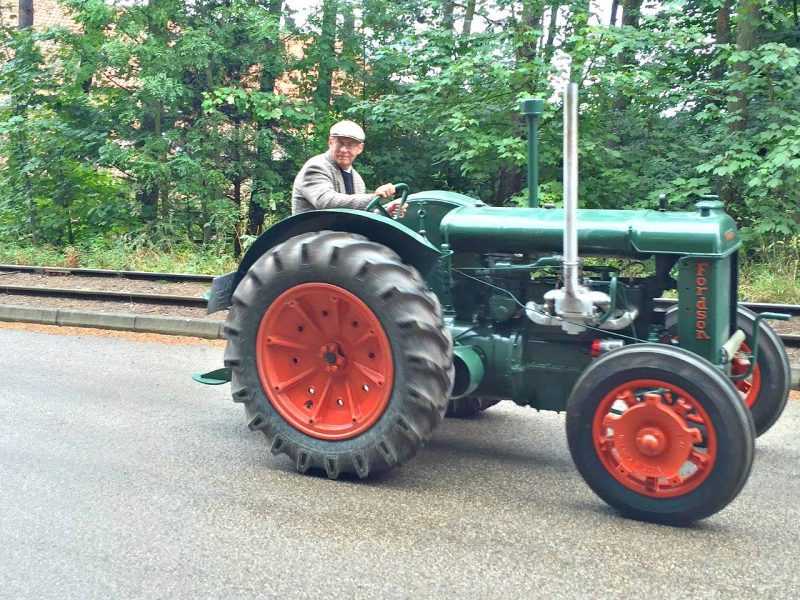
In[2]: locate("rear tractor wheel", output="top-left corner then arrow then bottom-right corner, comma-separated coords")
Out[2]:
666,305 -> 791,436
223,231 -> 454,478
566,344 -> 755,525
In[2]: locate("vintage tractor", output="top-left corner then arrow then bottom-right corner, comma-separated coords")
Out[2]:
197,85 -> 791,525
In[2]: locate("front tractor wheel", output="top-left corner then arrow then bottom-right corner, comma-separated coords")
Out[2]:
566,344 -> 755,525
223,231 -> 454,478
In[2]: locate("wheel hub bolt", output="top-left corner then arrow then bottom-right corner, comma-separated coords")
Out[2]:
635,427 -> 667,456
320,343 -> 346,372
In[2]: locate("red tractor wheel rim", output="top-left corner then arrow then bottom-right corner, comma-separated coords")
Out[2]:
255,283 -> 393,440
731,342 -> 762,409
592,379 -> 718,498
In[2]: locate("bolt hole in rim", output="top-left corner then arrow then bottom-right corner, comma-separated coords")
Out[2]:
592,379 -> 718,498
256,282 -> 393,440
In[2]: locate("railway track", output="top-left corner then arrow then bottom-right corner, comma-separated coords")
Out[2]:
0,265 -> 798,346
0,264 -> 214,283
0,284 -> 207,308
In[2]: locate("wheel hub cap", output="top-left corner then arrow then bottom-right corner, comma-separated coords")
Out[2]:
608,393 -> 700,478
593,381 -> 717,498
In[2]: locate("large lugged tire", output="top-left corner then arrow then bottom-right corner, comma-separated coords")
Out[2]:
445,396 -> 501,418
223,231 -> 454,479
566,344 -> 755,525
666,305 -> 791,436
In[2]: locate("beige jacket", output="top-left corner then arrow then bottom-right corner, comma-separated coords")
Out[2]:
291,152 -> 374,214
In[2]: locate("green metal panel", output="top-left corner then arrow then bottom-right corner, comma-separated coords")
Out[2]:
396,191 -> 484,250
676,257 -> 732,364
448,319 -> 590,412
440,202 -> 740,258
239,208 -> 442,277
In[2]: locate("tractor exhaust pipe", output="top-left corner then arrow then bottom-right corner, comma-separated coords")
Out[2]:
525,83 -> 637,334
563,82 -> 580,296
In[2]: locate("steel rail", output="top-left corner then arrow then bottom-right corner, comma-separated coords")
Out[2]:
0,264 -> 214,283
0,285 -> 207,308
653,298 -> 800,318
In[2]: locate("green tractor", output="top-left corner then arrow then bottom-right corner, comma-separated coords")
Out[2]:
198,85 -> 791,525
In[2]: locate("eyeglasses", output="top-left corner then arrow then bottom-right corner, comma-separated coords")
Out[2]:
332,138 -> 363,150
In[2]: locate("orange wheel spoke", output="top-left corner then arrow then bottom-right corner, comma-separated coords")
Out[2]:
289,300 -> 325,338
354,329 -> 376,346
328,296 -> 342,336
619,389 -> 637,407
264,335 -> 313,352
344,380 -> 362,422
690,449 -> 711,468
309,378 -> 334,422
601,413 -> 620,429
598,435 -> 614,451
353,361 -> 386,386
273,367 -> 317,391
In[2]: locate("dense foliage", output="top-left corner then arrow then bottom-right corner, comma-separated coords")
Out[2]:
0,0 -> 798,258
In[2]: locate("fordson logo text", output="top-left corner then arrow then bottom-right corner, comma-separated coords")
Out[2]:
695,262 -> 710,340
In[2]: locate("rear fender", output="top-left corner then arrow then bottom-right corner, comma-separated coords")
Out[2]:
207,209 -> 443,313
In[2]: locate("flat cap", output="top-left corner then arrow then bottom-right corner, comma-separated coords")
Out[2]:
329,120 -> 365,142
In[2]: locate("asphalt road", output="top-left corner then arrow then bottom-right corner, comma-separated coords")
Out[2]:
2,327 -> 799,599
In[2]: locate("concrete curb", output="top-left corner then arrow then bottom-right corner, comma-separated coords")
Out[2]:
0,303 -> 223,339
0,302 -> 797,388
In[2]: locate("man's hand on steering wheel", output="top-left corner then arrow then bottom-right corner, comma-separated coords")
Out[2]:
372,183 -> 396,199
365,182 -> 409,220
383,198 -> 408,219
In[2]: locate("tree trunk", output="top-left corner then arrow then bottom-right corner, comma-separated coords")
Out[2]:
18,0 -> 33,28
248,0 -> 284,236
712,0 -> 733,81
621,0 -> 641,27
568,0 -> 590,83
314,0 -> 338,109
543,4 -> 560,65
493,166 -> 524,206
729,0 -> 761,134
16,2 -> 35,241
722,0 -> 762,205
610,0 -> 620,26
443,1 -> 455,31
611,0 -> 643,109
518,2 -> 544,63
462,0 -> 477,36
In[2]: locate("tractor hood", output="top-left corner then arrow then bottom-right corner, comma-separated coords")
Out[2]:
439,200 -> 740,258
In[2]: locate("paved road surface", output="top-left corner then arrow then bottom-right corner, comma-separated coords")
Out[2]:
2,326 -> 799,599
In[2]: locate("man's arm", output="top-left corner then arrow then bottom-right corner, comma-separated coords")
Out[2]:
298,162 -> 374,210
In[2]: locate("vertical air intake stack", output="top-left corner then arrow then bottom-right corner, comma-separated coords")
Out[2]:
525,83 -> 636,333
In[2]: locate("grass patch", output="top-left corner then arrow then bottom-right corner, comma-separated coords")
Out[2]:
0,241 -> 237,274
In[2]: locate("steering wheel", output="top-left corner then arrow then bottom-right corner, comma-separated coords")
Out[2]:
365,183 -> 409,220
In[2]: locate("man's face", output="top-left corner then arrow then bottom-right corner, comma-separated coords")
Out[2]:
328,136 -> 364,170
